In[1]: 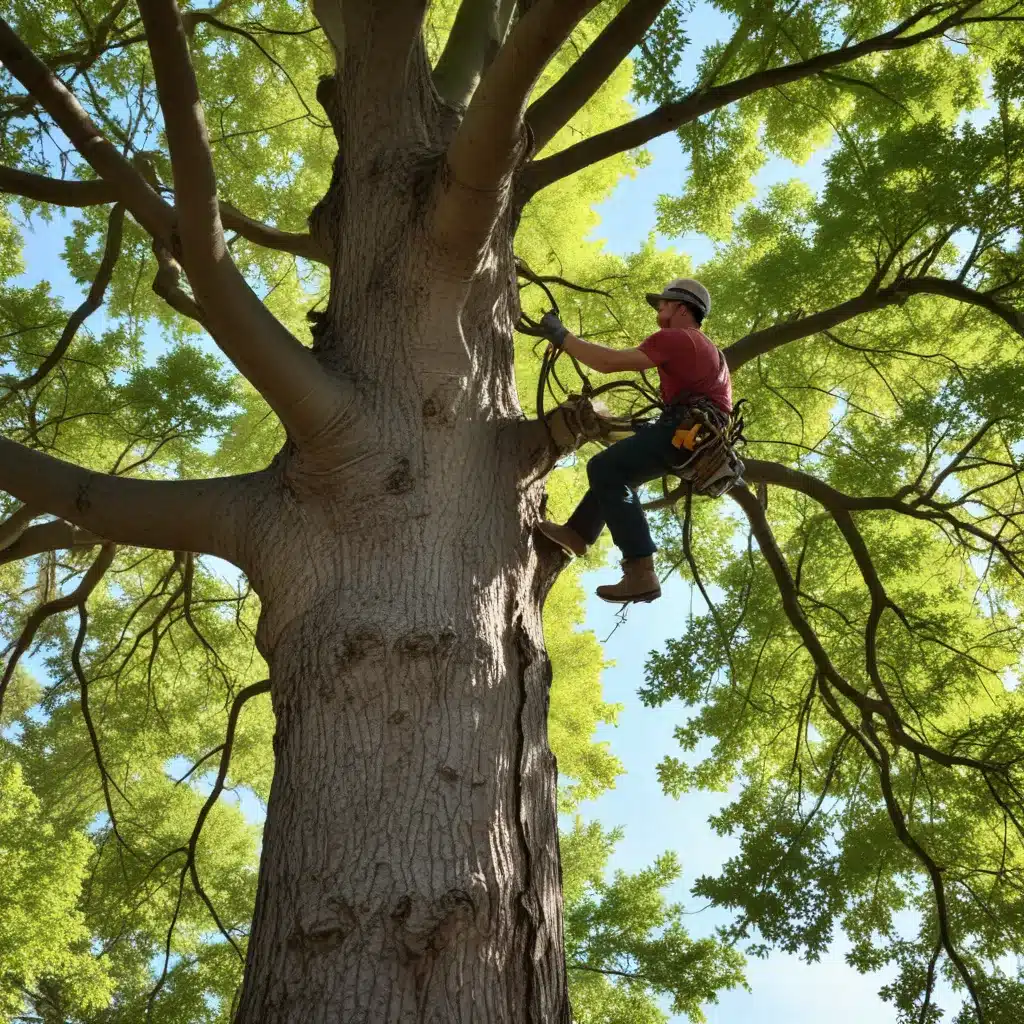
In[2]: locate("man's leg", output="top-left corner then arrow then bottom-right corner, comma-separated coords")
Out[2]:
570,424 -> 677,558
563,488 -> 604,548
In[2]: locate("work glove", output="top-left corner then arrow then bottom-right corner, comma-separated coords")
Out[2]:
539,310 -> 569,348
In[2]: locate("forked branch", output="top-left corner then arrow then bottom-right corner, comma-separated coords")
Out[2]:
138,0 -> 353,445
432,0 -> 601,271
521,2 -> 1005,195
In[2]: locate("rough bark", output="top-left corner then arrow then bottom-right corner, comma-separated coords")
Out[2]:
225,33 -> 570,1024
235,464 -> 567,1022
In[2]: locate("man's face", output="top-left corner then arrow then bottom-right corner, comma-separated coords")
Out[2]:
657,299 -> 684,329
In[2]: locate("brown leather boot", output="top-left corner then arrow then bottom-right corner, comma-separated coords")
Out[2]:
537,520 -> 588,558
596,556 -> 661,604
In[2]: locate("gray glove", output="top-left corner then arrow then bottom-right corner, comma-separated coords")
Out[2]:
539,311 -> 569,348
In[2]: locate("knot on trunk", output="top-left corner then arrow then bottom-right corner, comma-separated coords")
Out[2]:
396,626 -> 459,660
289,901 -> 357,956
391,889 -> 478,959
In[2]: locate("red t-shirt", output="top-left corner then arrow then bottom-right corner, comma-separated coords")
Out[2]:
639,328 -> 732,413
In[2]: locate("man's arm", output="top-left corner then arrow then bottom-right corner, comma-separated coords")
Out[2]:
561,331 -> 655,372
560,332 -> 655,372
538,311 -> 655,373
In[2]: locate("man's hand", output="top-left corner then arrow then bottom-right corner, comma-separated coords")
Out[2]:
539,310 -> 569,348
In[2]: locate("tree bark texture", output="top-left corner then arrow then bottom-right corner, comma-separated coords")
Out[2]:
230,36 -> 569,1024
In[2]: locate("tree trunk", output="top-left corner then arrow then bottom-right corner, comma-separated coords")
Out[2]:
232,43 -> 570,1024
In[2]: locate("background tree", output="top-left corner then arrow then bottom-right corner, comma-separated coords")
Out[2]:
1,1 -> 1023,1022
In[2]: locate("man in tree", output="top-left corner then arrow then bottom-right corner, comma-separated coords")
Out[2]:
537,278 -> 731,604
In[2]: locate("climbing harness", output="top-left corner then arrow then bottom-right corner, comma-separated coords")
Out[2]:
661,394 -> 747,498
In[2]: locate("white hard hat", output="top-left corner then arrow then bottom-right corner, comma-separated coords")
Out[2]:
645,278 -> 711,319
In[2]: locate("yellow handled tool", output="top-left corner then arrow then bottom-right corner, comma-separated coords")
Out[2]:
671,423 -> 702,451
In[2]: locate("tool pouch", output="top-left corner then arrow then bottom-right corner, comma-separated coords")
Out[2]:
661,398 -> 746,497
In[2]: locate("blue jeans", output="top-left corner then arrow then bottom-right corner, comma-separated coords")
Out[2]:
567,421 -> 681,559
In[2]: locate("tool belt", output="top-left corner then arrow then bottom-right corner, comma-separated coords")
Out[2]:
658,394 -> 746,497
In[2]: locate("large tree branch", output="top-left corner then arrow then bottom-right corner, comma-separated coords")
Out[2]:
724,276 -> 1024,373
0,166 -> 325,263
311,0 -> 345,56
724,289 -> 901,373
432,0 -> 517,108
431,0 -> 600,271
525,0 -> 670,152
0,438 -> 243,561
0,17 -> 174,242
742,458 -> 1024,580
729,481 -> 1007,775
137,0 -> 353,445
521,2 -> 988,195
218,202 -> 326,263
0,164 -> 116,206
0,520 -> 103,566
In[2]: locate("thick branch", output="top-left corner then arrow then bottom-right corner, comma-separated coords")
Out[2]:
0,17 -> 174,242
0,166 -> 324,262
724,290 -> 901,373
432,0 -> 600,270
0,520 -> 102,566
218,202 -> 326,263
522,2 -> 987,195
0,438 -> 243,560
138,0 -> 353,445
526,0 -> 670,151
0,165 -> 115,205
0,504 -> 37,552
724,277 -> 1024,373
432,0 -> 517,108
311,0 -> 346,55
